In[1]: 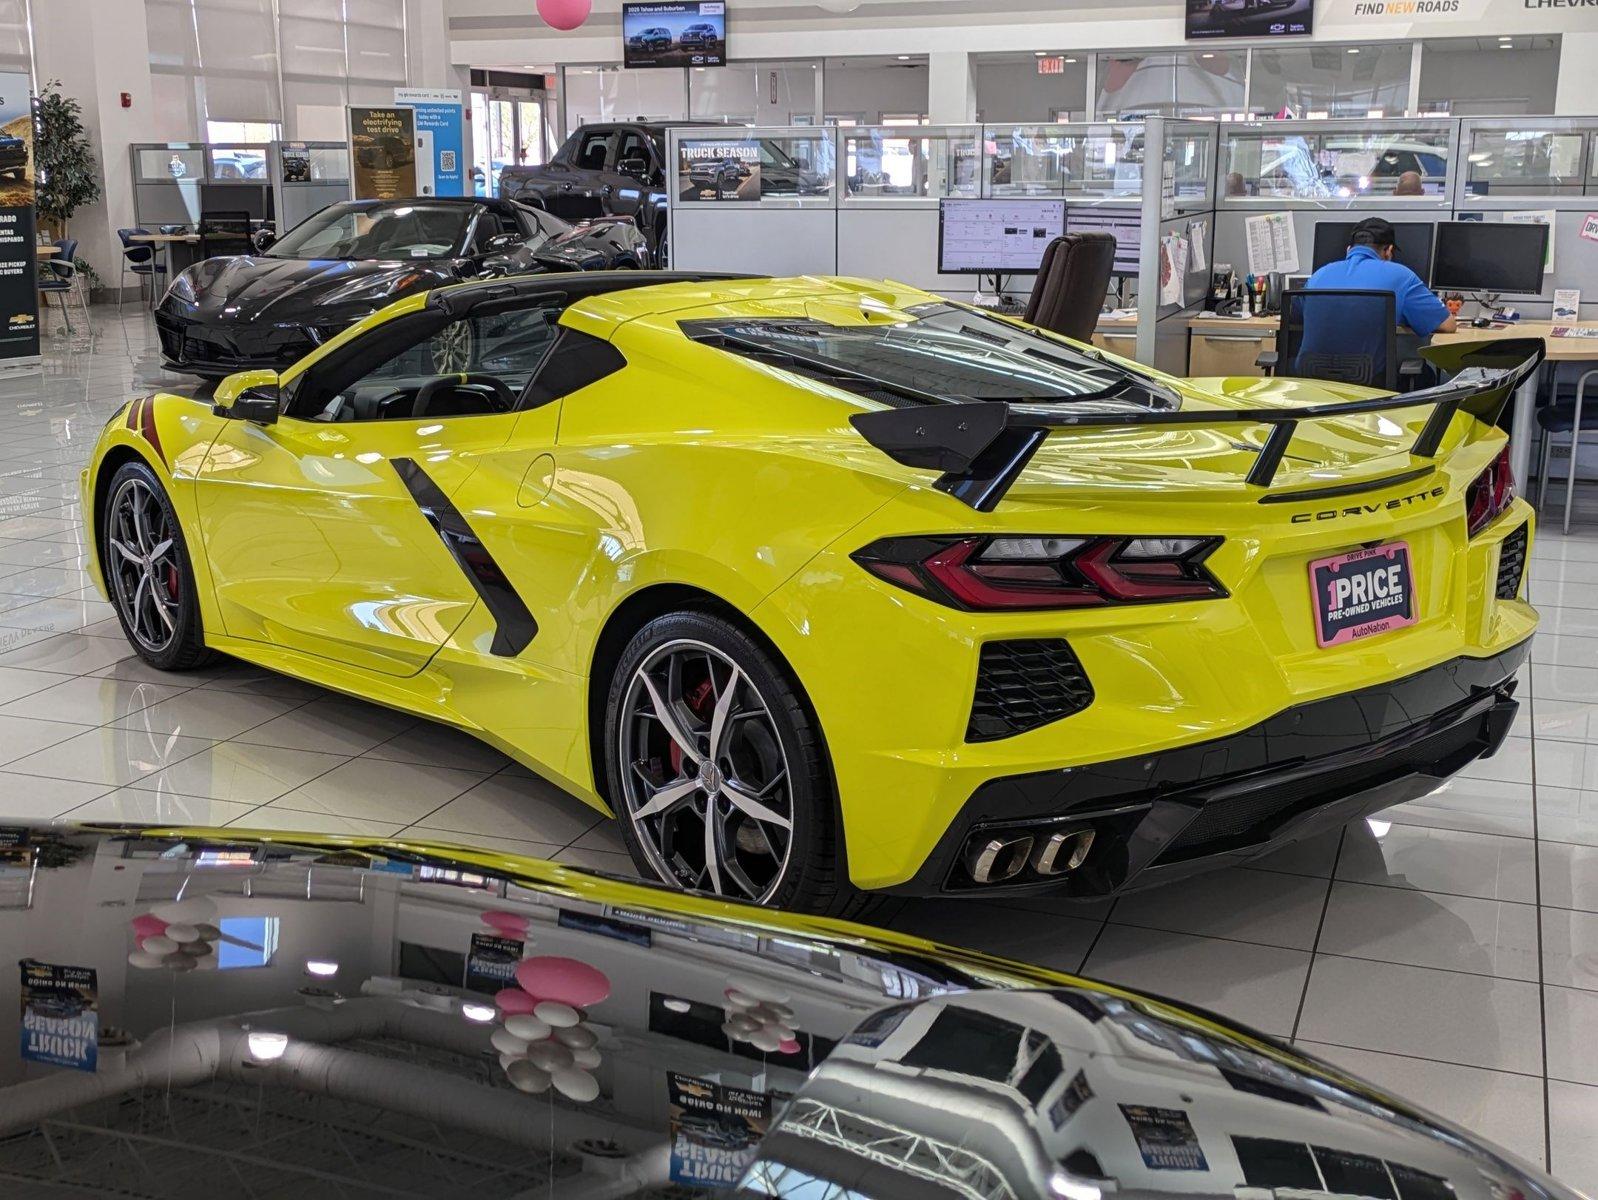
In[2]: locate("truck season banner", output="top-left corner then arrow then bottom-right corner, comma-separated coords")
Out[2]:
349,106 -> 418,201
667,1072 -> 770,1188
677,138 -> 762,202
19,960 -> 99,1072
0,72 -> 38,364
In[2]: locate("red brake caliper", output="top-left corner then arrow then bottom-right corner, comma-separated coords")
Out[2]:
667,677 -> 716,776
165,564 -> 180,601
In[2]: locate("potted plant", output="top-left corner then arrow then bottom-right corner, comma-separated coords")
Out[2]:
33,81 -> 102,304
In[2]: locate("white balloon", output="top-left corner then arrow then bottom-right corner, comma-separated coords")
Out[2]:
490,1028 -> 530,1056
151,896 -> 216,923
720,1022 -> 743,1041
554,1024 -> 597,1050
506,1059 -> 553,1093
726,975 -> 790,1004
724,988 -> 758,1010
552,1067 -> 599,1102
142,935 -> 179,956
179,940 -> 214,958
773,1024 -> 797,1043
762,1001 -> 795,1022
127,950 -> 166,969
164,923 -> 203,943
527,1040 -> 574,1071
748,1026 -> 783,1053
726,1013 -> 759,1036
534,1000 -> 580,1028
570,1045 -> 602,1069
498,1053 -> 523,1070
504,1014 -> 552,1042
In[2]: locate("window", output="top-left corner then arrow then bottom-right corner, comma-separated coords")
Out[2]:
573,128 -> 615,172
1096,51 -> 1245,119
1249,45 -> 1411,120
616,130 -> 655,173
685,305 -> 1173,408
268,202 -> 474,260
207,120 -> 281,144
216,917 -> 279,969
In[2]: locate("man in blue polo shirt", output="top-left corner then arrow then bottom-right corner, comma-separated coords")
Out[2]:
1307,217 -> 1454,336
1298,216 -> 1454,385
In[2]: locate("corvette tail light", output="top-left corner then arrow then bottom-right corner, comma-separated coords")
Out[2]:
853,535 -> 1226,611
1466,445 -> 1515,538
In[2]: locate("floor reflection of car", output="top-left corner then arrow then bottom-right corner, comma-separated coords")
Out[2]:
628,25 -> 671,52
154,196 -> 650,377
1,823 -> 1582,1200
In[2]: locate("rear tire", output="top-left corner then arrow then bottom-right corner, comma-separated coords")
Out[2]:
100,460 -> 213,671
602,609 -> 872,916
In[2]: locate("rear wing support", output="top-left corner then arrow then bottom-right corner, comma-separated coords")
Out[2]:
849,338 -> 1544,512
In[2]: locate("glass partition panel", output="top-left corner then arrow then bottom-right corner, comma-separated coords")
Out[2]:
842,126 -> 980,199
1465,128 -> 1590,196
1168,127 -> 1213,200
1095,51 -> 1245,119
984,124 -> 1143,200
1248,45 -> 1412,119
1221,123 -> 1453,200
972,53 -> 1089,124
564,65 -> 688,128
136,147 -> 207,183
673,130 -> 835,202
306,146 -> 350,181
207,146 -> 269,181
689,62 -> 820,125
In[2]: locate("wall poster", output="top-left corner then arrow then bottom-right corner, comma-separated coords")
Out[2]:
349,106 -> 418,201
19,960 -> 99,1072
0,73 -> 38,365
667,1072 -> 770,1189
395,88 -> 465,197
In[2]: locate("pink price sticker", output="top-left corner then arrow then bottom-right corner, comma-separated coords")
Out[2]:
1583,213 -> 1598,244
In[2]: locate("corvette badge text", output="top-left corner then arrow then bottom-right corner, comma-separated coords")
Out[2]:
1290,485 -> 1446,523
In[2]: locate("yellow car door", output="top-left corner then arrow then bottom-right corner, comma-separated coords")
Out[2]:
193,301 -> 563,677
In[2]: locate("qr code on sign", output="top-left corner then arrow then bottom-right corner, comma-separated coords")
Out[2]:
440,150 -> 456,172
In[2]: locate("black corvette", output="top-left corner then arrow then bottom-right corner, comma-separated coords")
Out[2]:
155,196 -> 652,378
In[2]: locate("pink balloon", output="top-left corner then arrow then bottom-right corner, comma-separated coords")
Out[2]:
495,987 -> 540,1015
778,1038 -> 801,1055
514,957 -> 610,1008
482,909 -> 529,933
131,914 -> 168,937
536,0 -> 591,31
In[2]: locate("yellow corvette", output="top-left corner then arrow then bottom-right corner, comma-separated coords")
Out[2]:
82,272 -> 1541,913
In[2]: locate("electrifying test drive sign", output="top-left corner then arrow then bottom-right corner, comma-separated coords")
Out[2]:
19,960 -> 99,1072
1309,542 -> 1416,648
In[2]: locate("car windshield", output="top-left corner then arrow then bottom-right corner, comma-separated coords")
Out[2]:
268,202 -> 473,261
684,303 -> 1174,407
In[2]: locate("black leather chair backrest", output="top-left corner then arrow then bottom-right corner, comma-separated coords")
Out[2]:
1278,288 -> 1399,390
1023,233 -> 1117,344
199,210 -> 254,259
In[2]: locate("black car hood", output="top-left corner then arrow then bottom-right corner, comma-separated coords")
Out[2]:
174,255 -> 460,323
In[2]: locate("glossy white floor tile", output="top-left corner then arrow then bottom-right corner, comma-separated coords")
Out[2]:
1,311 -> 1597,1189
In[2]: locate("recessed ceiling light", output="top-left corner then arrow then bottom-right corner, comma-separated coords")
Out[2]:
460,1002 -> 497,1023
1498,42 -> 1513,49
247,1031 -> 289,1062
304,959 -> 338,977
1064,58 -> 1077,63
1201,52 -> 1214,59
663,998 -> 693,1013
1035,51 -> 1047,57
1346,47 -> 1359,54
897,55 -> 910,61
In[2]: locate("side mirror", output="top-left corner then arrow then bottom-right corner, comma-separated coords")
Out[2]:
212,369 -> 281,425
483,231 -> 524,254
251,227 -> 277,253
618,155 -> 650,179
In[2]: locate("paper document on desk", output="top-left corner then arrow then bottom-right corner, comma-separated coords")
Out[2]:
1244,213 -> 1298,276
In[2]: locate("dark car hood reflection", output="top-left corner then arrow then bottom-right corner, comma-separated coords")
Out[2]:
176,255 -> 459,322
0,824 -> 1574,1200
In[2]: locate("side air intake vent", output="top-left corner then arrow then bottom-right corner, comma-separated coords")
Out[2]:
1495,523 -> 1528,601
967,639 -> 1094,743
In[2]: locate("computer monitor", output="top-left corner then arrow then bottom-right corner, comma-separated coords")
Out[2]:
1431,221 -> 1550,295
937,198 -> 1066,275
1311,221 -> 1435,283
1064,207 -> 1142,276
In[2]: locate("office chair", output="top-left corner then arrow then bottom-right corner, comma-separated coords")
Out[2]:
1024,232 -> 1118,344
115,227 -> 166,310
1256,289 -> 1424,391
198,210 -> 253,260
38,239 -> 90,335
1535,362 -> 1598,534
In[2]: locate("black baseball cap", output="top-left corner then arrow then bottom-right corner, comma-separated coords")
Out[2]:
1349,217 -> 1396,249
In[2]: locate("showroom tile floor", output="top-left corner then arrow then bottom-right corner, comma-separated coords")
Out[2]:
9,306 -> 1598,1187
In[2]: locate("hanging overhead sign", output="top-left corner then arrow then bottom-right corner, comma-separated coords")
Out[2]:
0,73 -> 38,367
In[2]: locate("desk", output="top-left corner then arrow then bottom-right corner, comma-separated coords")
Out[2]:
33,245 -> 61,259
1433,320 -> 1598,529
1092,313 -> 1138,357
127,233 -> 201,295
1187,314 -> 1277,377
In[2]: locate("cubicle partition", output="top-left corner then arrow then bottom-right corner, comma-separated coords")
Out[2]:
270,142 -> 352,232
130,143 -> 275,231
1146,119 -> 1219,376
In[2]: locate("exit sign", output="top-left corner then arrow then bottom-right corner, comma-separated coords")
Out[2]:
1037,56 -> 1066,75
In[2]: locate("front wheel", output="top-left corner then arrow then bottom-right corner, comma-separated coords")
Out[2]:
603,610 -> 855,914
101,460 -> 213,671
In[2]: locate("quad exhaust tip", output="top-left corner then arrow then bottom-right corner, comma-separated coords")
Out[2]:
962,828 -> 1096,885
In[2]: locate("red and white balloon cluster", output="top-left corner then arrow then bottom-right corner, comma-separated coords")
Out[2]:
479,910 -> 611,1103
127,896 -> 220,972
723,975 -> 800,1055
